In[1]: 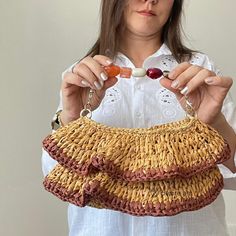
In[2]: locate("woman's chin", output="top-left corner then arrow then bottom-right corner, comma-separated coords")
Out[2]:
133,29 -> 160,38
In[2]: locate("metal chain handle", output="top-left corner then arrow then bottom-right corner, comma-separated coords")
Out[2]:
79,89 -> 94,118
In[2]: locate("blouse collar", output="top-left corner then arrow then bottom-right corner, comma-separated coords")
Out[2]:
116,43 -> 172,62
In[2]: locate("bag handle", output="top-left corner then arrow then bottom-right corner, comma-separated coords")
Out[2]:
80,71 -> 196,119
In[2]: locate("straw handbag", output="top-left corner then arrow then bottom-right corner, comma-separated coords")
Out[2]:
42,88 -> 231,217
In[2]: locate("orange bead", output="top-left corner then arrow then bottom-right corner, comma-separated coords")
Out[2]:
120,67 -> 132,78
104,65 -> 120,77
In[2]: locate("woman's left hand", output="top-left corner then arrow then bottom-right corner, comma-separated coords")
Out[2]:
160,62 -> 233,125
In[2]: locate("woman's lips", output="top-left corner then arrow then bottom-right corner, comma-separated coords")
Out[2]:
137,10 -> 156,17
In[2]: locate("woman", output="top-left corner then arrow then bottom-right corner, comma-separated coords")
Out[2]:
42,0 -> 236,235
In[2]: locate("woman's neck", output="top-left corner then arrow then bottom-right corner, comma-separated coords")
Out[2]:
119,31 -> 162,67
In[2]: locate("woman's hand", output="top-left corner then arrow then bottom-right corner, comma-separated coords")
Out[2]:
60,55 -> 118,125
160,62 -> 233,125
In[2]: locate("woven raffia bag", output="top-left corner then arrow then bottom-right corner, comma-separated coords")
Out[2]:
42,89 -> 231,216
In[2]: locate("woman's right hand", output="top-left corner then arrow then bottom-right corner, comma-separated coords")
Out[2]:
60,55 -> 118,125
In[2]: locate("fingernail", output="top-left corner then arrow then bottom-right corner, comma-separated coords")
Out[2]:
81,80 -> 90,87
99,79 -> 104,86
106,60 -> 113,65
205,78 -> 213,84
171,80 -> 179,89
94,81 -> 102,90
100,72 -> 108,81
180,86 -> 188,95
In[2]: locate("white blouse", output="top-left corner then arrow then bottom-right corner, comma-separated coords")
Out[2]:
42,44 -> 236,236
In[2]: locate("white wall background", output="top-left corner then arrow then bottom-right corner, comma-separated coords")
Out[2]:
0,0 -> 235,235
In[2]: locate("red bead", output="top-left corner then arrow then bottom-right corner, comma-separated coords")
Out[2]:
146,68 -> 163,79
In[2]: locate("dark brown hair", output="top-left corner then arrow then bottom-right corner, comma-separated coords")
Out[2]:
85,0 -> 196,63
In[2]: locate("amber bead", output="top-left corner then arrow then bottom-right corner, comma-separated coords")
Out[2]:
120,67 -> 132,78
104,65 -> 120,77
146,68 -> 163,79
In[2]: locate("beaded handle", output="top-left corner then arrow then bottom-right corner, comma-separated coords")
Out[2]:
80,66 -> 196,119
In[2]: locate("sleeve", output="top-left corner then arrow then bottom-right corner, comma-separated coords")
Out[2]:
205,56 -> 236,190
41,61 -> 79,177
217,92 -> 236,190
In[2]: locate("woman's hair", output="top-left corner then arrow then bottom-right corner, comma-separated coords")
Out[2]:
85,0 -> 196,63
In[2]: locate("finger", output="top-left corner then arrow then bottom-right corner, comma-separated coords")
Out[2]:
80,56 -> 111,84
170,65 -> 203,90
71,62 -> 79,74
160,77 -> 179,93
168,62 -> 192,80
76,63 -> 105,90
93,55 -> 113,66
62,72 -> 89,89
179,68 -> 214,95
205,76 -> 233,88
63,69 -> 100,91
88,76 -> 119,106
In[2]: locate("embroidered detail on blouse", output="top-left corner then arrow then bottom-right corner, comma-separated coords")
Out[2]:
156,88 -> 176,105
190,54 -> 201,64
162,107 -> 177,119
101,87 -> 122,116
156,88 -> 183,119
161,55 -> 175,68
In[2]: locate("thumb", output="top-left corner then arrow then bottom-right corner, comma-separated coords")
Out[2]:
94,76 -> 118,98
103,77 -> 118,90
